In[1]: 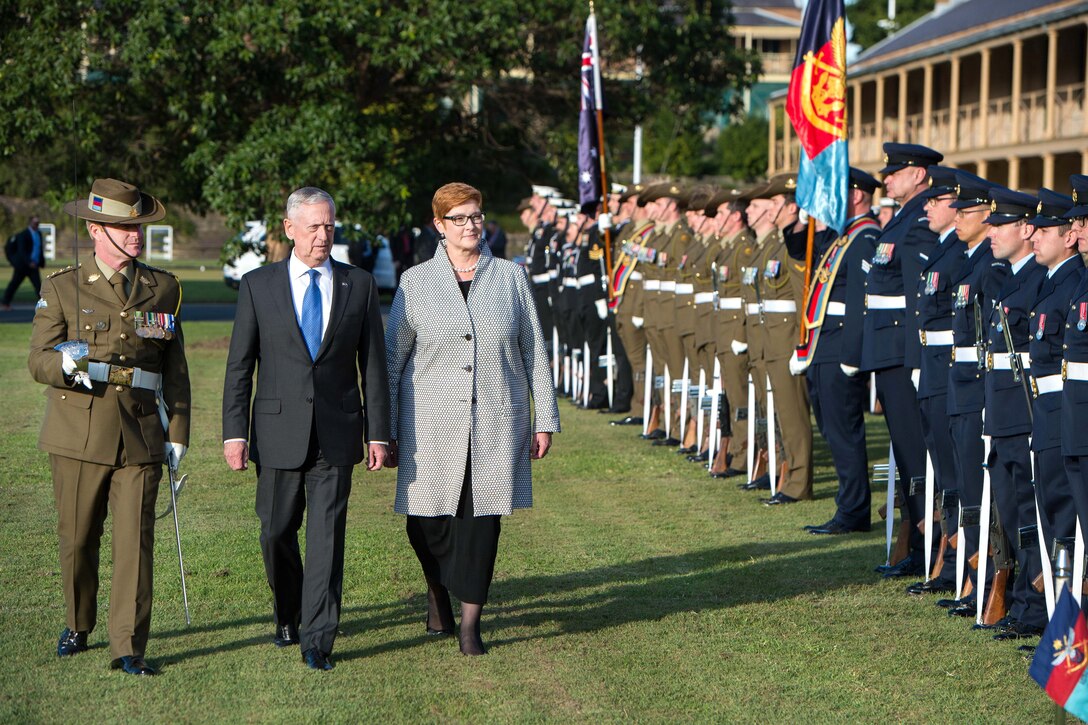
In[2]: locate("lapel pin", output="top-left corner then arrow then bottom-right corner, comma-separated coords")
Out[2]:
87,273 -> 101,283
81,308 -> 94,314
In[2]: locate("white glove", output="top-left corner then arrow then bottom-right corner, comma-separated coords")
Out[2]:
788,350 -> 808,376
165,442 -> 187,469
730,340 -> 748,355
61,352 -> 92,390
595,298 -> 608,320
839,364 -> 859,377
910,368 -> 920,391
598,212 -> 612,231
798,208 -> 810,225
631,316 -> 644,329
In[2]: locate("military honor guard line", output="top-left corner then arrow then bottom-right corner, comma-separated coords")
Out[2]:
518,139 -> 1088,654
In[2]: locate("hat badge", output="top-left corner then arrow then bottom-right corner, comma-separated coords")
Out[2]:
785,178 -> 796,190
1075,190 -> 1080,204
1037,201 -> 1044,214
990,200 -> 998,213
955,184 -> 961,196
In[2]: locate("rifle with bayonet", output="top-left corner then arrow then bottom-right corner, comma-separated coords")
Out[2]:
996,303 -> 1034,424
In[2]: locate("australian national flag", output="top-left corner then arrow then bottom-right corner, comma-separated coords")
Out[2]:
785,0 -> 848,233
577,14 -> 601,210
1030,585 -> 1088,720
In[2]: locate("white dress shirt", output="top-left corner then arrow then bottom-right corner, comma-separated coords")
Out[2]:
288,252 -> 333,340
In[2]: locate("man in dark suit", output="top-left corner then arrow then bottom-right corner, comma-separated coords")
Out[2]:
222,187 -> 391,671
3,215 -> 46,309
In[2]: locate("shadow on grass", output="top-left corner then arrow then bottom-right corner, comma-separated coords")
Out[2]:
156,534 -> 890,664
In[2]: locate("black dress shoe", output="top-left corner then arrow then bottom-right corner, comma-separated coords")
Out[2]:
906,578 -> 956,595
878,554 -> 924,578
803,519 -> 836,532
742,474 -> 771,491
810,521 -> 868,535
709,468 -> 742,479
611,416 -> 643,426
993,622 -> 1043,641
111,655 -> 157,675
972,615 -> 1016,631
641,429 -> 666,440
761,492 -> 799,506
948,604 -> 977,617
273,624 -> 299,648
676,445 -> 698,455
687,451 -> 709,463
936,597 -> 970,609
57,628 -> 89,657
302,648 -> 334,671
652,437 -> 681,447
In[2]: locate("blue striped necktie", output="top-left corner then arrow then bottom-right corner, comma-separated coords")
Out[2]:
302,268 -> 322,360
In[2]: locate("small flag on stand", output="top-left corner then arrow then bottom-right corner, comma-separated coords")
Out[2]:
1030,586 -> 1088,720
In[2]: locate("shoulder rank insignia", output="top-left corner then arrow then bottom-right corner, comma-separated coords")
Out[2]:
588,244 -> 603,261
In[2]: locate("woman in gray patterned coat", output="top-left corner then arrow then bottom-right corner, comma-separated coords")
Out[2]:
385,182 -> 561,655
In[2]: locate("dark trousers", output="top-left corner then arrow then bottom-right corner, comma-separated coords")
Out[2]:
608,318 -> 634,411
807,361 -> 870,529
255,442 -> 352,655
2,264 -> 41,305
950,411 -> 986,595
1067,456 -> 1088,548
989,434 -> 1045,629
874,366 -> 927,553
1035,446 -> 1075,556
577,300 -> 609,406
919,393 -> 958,579
531,283 -> 553,353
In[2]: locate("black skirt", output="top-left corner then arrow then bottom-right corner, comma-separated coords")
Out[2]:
405,448 -> 501,605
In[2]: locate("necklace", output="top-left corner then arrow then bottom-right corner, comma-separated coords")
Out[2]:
451,259 -> 479,273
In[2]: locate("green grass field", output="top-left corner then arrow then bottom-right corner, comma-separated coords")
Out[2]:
0,320 -> 1058,722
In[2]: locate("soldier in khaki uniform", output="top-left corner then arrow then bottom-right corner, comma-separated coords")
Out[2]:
28,178 -> 191,675
675,186 -> 717,454
738,175 -> 813,501
639,183 -> 693,445
705,189 -> 755,478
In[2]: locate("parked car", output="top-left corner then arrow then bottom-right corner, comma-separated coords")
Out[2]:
222,221 -> 396,291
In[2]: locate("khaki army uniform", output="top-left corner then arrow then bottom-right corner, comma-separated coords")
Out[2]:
28,255 -> 191,659
714,227 -> 757,464
642,221 -> 690,401
675,228 -> 711,379
612,219 -> 655,415
747,230 -> 813,500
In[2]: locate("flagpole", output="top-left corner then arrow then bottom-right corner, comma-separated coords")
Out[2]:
801,216 -> 815,345
588,2 -> 614,301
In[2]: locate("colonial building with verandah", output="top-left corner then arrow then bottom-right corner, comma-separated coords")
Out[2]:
766,0 -> 1088,190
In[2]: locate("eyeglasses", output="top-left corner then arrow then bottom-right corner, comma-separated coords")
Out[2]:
956,209 -> 988,218
925,195 -> 955,207
443,212 -> 485,227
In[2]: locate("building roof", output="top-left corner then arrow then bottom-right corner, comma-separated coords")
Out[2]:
852,0 -> 1087,75
732,8 -> 801,28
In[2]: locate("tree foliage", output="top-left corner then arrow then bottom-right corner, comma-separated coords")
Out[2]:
0,0 -> 758,231
847,0 -> 934,51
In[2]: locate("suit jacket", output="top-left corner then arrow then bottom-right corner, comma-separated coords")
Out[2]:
8,227 -> 46,269
913,231 -> 966,399
860,194 -> 938,372
1030,255 -> 1084,451
983,257 -> 1046,437
222,257 -> 390,469
385,246 -> 560,517
1063,267 -> 1088,455
28,256 -> 191,465
946,241 -> 1006,415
